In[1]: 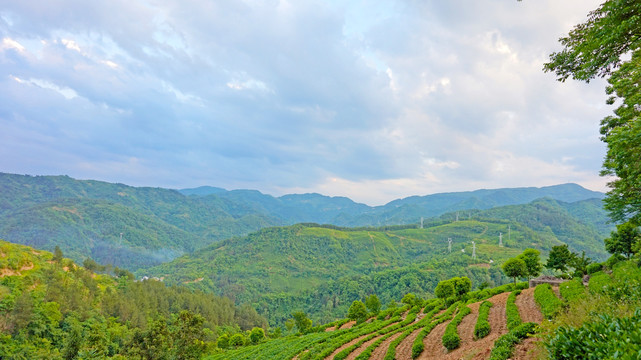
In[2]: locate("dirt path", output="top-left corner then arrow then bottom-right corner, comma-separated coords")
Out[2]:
515,287 -> 543,324
395,328 -> 423,359
345,332 -> 386,360
324,333 -> 370,360
439,301 -> 481,360
340,321 -> 356,329
513,336 -> 545,359
370,332 -> 403,360
419,292 -> 511,360
325,321 -> 399,360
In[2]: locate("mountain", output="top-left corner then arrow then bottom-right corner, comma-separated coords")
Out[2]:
142,197 -> 610,324
180,183 -> 604,227
0,172 -> 606,270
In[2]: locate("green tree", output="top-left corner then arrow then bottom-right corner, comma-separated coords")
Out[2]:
518,248 -> 542,280
605,222 -> 641,259
435,279 -> 455,299
401,293 -> 416,306
569,250 -> 592,277
543,0 -> 641,224
365,294 -> 381,315
502,258 -> 526,284
291,311 -> 312,334
347,300 -> 368,324
452,277 -> 472,296
54,246 -> 64,263
229,333 -> 245,347
546,245 -> 573,274
249,327 -> 265,344
216,333 -> 230,349
171,310 -> 206,360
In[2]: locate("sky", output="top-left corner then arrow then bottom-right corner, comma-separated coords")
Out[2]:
0,0 -> 612,205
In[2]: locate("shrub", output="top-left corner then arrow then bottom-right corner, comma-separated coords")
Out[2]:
489,322 -> 538,360
347,300 -> 368,324
474,301 -> 492,339
228,333 -> 246,347
249,327 -> 265,344
533,283 -> 563,319
442,305 -> 471,350
559,278 -> 585,302
586,262 -> 602,274
505,290 -> 522,331
216,333 -> 229,349
587,272 -> 611,294
546,310 -> 641,360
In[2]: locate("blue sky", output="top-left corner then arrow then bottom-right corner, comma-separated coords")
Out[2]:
0,0 -> 610,205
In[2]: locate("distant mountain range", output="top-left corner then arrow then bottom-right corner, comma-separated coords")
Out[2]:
178,182 -> 604,227
0,172 -> 606,270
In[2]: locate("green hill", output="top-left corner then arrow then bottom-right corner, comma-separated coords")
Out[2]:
0,240 -> 266,359
0,173 -> 606,271
142,198 -> 609,324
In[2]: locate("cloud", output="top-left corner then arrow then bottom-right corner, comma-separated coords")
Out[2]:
0,0 -> 610,205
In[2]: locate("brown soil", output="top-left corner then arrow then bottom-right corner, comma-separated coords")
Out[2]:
419,291 -> 511,360
340,321 -> 356,329
370,332 -> 403,360
324,333 -> 370,360
0,263 -> 34,277
394,327 -> 423,359
515,287 -> 543,323
513,336 -> 546,359
325,326 -> 336,332
345,332 -> 386,360
417,318 -> 450,359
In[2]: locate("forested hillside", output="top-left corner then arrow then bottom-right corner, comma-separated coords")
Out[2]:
143,198 -> 610,325
0,240 -> 267,359
0,173 -> 605,271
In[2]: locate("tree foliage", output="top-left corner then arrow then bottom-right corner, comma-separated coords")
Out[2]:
365,294 -> 381,315
605,222 -> 641,259
544,0 -> 641,225
502,258 -> 526,284
518,249 -> 542,280
546,245 -> 573,274
347,300 -> 369,324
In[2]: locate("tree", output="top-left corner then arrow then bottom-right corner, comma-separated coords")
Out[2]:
365,294 -> 381,315
401,293 -> 416,306
605,222 -> 641,259
434,280 -> 455,299
543,1 -> 641,224
347,300 -> 368,324
249,327 -> 265,344
228,333 -> 245,347
291,311 -> 311,334
171,310 -> 206,360
216,334 -> 230,349
502,258 -> 526,284
546,245 -> 573,274
452,277 -> 472,296
54,246 -> 64,263
518,249 -> 542,280
569,250 -> 592,277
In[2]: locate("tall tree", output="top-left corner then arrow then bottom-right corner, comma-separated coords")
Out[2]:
544,1 -> 641,225
347,300 -> 368,324
546,245 -> 573,274
605,222 -> 641,259
365,294 -> 381,315
502,258 -> 527,284
518,248 -> 542,280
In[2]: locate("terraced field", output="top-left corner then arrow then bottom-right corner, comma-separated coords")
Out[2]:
206,282 -> 555,360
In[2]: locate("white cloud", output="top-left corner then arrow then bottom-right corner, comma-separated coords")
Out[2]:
0,0 -> 611,205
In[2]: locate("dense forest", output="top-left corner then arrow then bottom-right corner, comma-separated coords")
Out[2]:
0,241 -> 266,359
